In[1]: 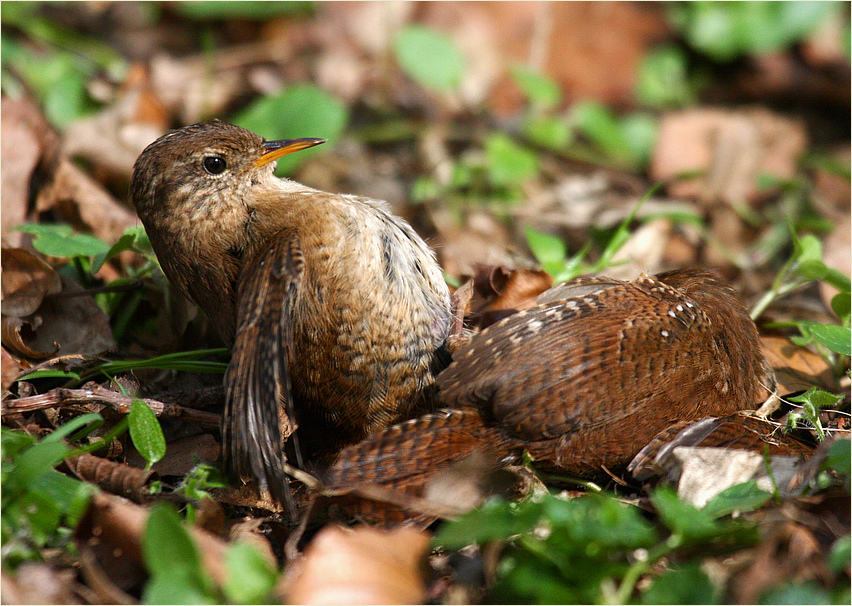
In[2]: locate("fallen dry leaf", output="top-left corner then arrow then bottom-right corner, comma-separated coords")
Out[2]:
761,335 -> 838,393
651,107 -> 808,206
0,97 -> 59,245
1,275 -> 116,359
283,524 -> 430,605
1,248 -> 63,318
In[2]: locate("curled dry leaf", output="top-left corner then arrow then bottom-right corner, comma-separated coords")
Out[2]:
283,525 -> 430,605
65,454 -> 157,504
1,248 -> 63,318
1,347 -> 27,394
470,264 -> 552,328
1,274 -> 116,359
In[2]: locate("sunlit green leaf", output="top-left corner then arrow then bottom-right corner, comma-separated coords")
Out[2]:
394,25 -> 465,92
485,133 -> 539,186
129,401 -> 166,469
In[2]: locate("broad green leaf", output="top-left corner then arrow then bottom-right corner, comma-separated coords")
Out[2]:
224,542 -> 278,604
485,133 -> 539,186
831,292 -> 851,323
828,536 -> 851,573
641,563 -> 715,605
806,323 -> 851,356
511,66 -> 561,109
702,481 -> 772,519
759,581 -> 832,605
394,25 -> 465,92
234,84 -> 347,176
129,401 -> 166,468
524,227 -> 566,277
29,469 -> 96,528
142,504 -> 211,604
8,440 -> 69,491
636,45 -> 695,108
13,224 -> 110,259
821,439 -> 850,476
650,486 -> 720,540
523,115 -> 571,150
569,100 -> 630,163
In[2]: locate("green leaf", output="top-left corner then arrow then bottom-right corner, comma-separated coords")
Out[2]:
485,133 -> 539,186
641,562 -> 715,605
15,370 -> 82,382
29,469 -> 96,528
650,486 -> 720,541
523,115 -> 571,150
129,401 -> 166,469
224,542 -> 278,604
569,100 -> 631,163
8,441 -> 69,490
524,227 -> 566,277
393,25 -> 465,92
511,66 -> 561,109
759,580 -> 832,605
701,481 -> 772,519
13,224 -> 110,259
821,439 -> 851,476
142,504 -> 213,604
832,292 -> 851,323
434,498 -> 540,549
792,233 -> 823,265
234,85 -> 347,176
636,45 -> 695,108
828,535 -> 851,573
620,113 -> 658,168
173,1 -> 311,20
805,323 -> 851,356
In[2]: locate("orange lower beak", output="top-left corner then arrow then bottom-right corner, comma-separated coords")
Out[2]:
256,138 -> 327,167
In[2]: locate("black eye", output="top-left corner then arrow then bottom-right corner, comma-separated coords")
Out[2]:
203,156 -> 226,175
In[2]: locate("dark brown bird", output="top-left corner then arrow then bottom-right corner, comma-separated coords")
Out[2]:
131,120 -> 453,502
325,269 -> 775,493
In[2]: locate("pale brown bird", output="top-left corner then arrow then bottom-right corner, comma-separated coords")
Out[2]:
325,269 -> 775,495
131,120 -> 453,503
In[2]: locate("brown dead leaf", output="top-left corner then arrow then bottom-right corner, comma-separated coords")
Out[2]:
125,433 -> 220,477
0,97 -> 59,245
471,264 -> 553,317
820,213 -> 850,307
1,562 -> 83,605
283,525 -> 430,605
761,335 -> 837,393
1,275 -> 116,359
76,492 -> 232,587
1,248 -> 63,317
62,63 -> 168,181
65,454 -> 157,504
2,347 -> 27,394
35,158 -> 137,247
651,107 -> 808,206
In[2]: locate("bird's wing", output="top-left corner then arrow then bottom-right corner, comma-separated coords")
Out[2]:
222,230 -> 302,507
438,275 -> 710,441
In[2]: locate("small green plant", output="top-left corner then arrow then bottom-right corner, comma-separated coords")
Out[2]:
668,1 -> 839,62
142,503 -> 279,604
434,483 -> 770,604
13,223 -> 163,341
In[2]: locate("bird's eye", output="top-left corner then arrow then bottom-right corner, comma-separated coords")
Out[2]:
202,156 -> 227,175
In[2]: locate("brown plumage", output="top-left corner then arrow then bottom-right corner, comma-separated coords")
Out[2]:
325,269 -> 775,493
131,120 -> 453,503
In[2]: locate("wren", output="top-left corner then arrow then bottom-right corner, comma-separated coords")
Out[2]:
325,269 -> 775,492
131,120 -> 453,502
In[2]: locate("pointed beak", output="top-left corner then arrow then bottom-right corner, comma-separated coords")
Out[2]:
255,138 -> 327,167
